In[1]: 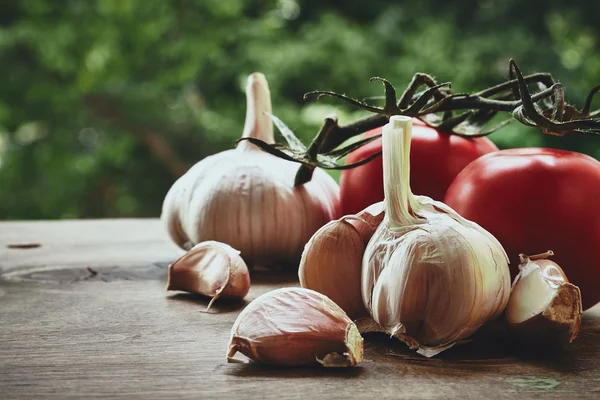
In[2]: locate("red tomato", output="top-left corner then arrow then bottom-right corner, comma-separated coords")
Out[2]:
339,119 -> 498,215
444,148 -> 600,310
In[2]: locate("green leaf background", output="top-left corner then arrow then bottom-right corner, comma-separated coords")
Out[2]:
0,0 -> 598,218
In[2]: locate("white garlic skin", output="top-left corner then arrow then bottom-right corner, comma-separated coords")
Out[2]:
361,116 -> 511,357
161,73 -> 340,267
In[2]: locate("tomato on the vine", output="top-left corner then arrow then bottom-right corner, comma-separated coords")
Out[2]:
339,119 -> 498,215
444,148 -> 600,310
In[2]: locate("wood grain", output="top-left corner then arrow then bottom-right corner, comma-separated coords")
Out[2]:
1,220 -> 599,399
0,219 -> 183,278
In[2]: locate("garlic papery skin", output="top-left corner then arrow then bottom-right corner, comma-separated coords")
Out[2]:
299,202 -> 385,319
161,73 -> 340,267
227,287 -> 363,367
166,241 -> 250,309
361,116 -> 511,357
505,251 -> 582,346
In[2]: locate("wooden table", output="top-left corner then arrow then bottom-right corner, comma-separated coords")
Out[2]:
1,219 -> 599,399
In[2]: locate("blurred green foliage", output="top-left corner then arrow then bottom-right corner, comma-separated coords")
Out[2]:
0,0 -> 599,219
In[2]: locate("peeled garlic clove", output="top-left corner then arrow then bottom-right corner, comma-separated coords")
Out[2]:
505,251 -> 582,346
227,287 -> 363,367
299,202 -> 385,319
167,241 -> 250,308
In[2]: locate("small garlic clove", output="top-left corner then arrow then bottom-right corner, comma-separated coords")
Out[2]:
299,202 -> 384,319
227,287 -> 363,367
505,251 -> 582,346
166,241 -> 250,309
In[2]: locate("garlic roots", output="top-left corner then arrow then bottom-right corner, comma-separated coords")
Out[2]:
299,202 -> 385,319
227,287 -> 363,367
505,251 -> 582,346
167,241 -> 250,308
361,116 -> 511,357
161,73 -> 340,267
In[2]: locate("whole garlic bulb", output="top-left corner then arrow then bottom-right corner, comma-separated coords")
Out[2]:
161,73 -> 340,267
362,116 -> 511,357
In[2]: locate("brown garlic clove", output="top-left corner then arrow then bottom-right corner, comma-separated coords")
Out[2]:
166,241 -> 250,309
227,287 -> 363,367
505,251 -> 582,346
299,202 -> 385,319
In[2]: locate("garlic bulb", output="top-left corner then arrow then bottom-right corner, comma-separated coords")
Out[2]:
166,241 -> 250,309
227,287 -> 363,367
299,202 -> 385,319
505,251 -> 582,346
161,73 -> 340,267
361,116 -> 511,357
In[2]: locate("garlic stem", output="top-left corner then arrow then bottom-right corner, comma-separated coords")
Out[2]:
520,250 -> 554,263
237,72 -> 274,151
382,116 -> 423,228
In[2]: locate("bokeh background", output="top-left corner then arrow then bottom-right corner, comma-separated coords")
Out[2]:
1,0 -> 599,219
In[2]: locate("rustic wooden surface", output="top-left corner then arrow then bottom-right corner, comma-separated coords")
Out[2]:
1,219 -> 599,400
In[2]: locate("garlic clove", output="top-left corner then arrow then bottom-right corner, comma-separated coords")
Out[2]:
505,251 -> 582,346
166,241 -> 250,309
227,287 -> 363,367
299,202 -> 384,319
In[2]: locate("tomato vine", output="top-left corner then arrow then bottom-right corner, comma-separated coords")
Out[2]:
238,59 -> 600,186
